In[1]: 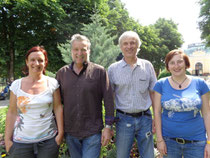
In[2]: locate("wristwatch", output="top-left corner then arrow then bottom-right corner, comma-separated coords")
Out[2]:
105,124 -> 113,130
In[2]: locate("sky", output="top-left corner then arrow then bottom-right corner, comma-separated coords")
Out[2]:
120,0 -> 202,49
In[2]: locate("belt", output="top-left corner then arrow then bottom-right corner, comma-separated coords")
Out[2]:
116,109 -> 151,117
171,138 -> 200,144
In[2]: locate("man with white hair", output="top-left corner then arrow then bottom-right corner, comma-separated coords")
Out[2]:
56,34 -> 114,158
108,31 -> 157,158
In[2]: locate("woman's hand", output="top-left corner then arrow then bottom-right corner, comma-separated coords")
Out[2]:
55,133 -> 64,145
204,143 -> 210,158
5,140 -> 13,153
157,140 -> 167,156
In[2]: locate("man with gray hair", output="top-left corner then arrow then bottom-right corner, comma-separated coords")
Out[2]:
108,31 -> 157,158
56,34 -> 114,158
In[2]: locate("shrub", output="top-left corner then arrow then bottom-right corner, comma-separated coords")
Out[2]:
0,107 -> 8,158
158,68 -> 191,79
0,107 -> 8,135
158,68 -> 171,80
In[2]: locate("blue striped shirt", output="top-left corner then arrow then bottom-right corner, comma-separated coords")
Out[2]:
108,58 -> 157,113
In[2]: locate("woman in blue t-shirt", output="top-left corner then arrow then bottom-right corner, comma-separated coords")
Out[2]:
153,49 -> 210,158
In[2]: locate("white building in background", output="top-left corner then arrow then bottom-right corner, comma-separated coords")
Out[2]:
185,43 -> 210,76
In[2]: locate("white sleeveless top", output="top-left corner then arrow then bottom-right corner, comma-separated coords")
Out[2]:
10,76 -> 59,143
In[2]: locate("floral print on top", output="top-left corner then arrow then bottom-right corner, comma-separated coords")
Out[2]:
10,75 -> 59,143
17,96 -> 30,113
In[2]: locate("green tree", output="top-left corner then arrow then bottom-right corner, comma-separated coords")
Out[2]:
59,0 -> 110,35
58,40 -> 72,65
59,14 -> 120,69
103,1 -> 184,74
138,25 -> 168,74
82,14 -> 120,68
106,0 -> 130,40
104,0 -> 143,45
0,0 -> 109,80
153,18 -> 183,51
139,18 -> 183,74
199,0 -> 210,46
0,0 -> 67,80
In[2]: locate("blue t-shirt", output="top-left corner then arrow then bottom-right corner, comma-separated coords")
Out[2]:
153,76 -> 209,140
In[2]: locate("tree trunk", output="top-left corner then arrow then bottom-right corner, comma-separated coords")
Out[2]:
9,47 -> 14,82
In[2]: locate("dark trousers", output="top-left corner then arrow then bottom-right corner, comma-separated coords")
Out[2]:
8,137 -> 59,158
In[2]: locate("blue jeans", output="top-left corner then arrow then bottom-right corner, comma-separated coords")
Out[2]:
116,111 -> 154,158
65,133 -> 101,158
8,137 -> 59,158
163,137 -> 205,158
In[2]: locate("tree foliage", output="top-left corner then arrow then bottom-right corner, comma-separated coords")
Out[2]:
0,0 -> 108,80
59,14 -> 120,69
59,0 -> 109,35
81,14 -> 120,69
199,0 -> 210,46
103,1 -> 184,74
0,0 -> 67,80
153,18 -> 183,51
0,0 -> 186,79
139,18 -> 183,74
158,68 -> 171,80
105,0 -> 141,44
138,25 -> 165,73
58,40 -> 72,65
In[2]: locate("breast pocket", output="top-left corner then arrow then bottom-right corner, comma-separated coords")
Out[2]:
138,77 -> 149,93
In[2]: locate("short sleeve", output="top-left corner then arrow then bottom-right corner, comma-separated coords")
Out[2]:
148,62 -> 157,90
55,71 -> 61,84
153,80 -> 163,95
207,82 -> 210,90
9,79 -> 21,95
47,76 -> 59,93
199,79 -> 209,96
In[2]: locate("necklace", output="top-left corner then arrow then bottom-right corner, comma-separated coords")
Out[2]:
171,76 -> 187,88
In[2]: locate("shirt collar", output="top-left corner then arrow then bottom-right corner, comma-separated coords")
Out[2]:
120,58 -> 142,68
136,58 -> 142,66
70,61 -> 89,76
119,59 -> 127,68
70,61 -> 88,70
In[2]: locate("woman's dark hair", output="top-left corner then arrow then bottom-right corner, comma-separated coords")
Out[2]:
165,49 -> 190,71
22,46 -> 48,75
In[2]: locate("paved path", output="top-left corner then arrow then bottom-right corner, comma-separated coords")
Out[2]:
0,99 -> 9,108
